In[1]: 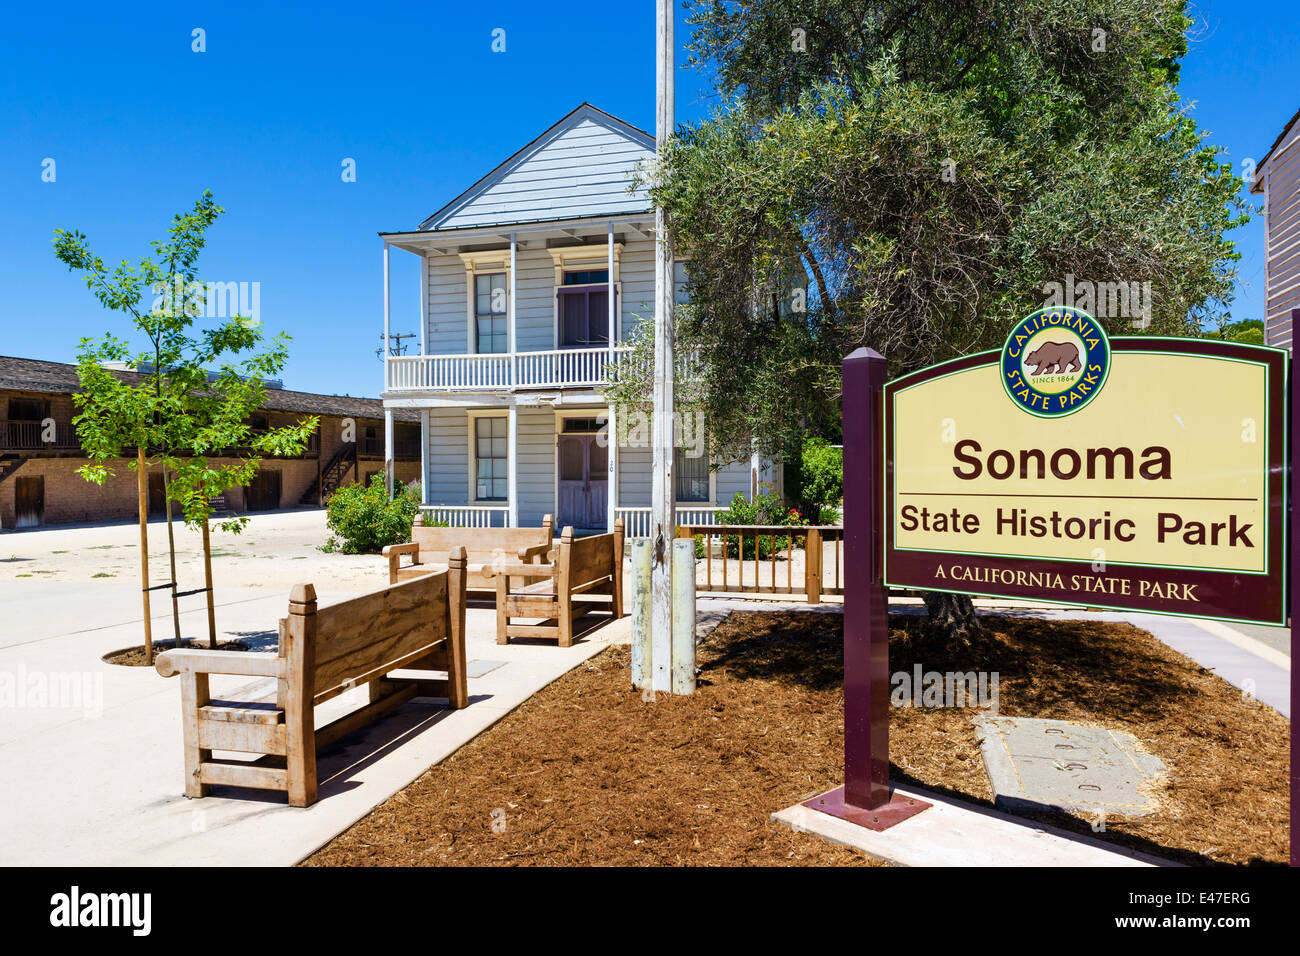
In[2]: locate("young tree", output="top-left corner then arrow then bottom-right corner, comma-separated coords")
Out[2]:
623,0 -> 1250,642
55,192 -> 317,660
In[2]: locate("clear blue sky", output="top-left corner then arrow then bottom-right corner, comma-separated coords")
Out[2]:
0,1 -> 1294,399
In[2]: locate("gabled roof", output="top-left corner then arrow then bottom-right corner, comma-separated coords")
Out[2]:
416,103 -> 656,232
1251,106 -> 1300,194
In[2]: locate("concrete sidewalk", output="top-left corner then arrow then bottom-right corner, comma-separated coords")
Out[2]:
0,584 -> 628,866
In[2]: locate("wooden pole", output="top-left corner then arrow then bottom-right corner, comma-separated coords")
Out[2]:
650,0 -> 679,694
202,516 -> 216,648
670,538 -> 695,694
162,466 -> 182,644
136,447 -> 153,664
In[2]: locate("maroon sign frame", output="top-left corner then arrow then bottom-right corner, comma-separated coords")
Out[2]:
884,338 -> 1288,626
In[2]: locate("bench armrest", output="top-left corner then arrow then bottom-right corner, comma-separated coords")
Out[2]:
517,543 -> 553,563
382,541 -> 421,579
481,562 -> 559,581
155,649 -> 288,680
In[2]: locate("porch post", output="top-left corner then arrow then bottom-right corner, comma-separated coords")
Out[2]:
606,403 -> 618,532
507,404 -> 519,528
420,408 -> 430,506
509,231 -> 517,387
607,220 -> 619,534
383,408 -> 394,499
608,220 -> 616,363
419,253 -> 428,356
383,242 -> 391,390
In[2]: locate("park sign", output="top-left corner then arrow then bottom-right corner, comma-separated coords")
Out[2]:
884,308 -> 1288,625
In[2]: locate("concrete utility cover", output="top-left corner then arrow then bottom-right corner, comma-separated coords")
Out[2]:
467,659 -> 507,678
974,716 -> 1167,818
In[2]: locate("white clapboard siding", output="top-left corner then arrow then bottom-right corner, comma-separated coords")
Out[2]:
420,105 -> 655,230
1257,111 -> 1300,349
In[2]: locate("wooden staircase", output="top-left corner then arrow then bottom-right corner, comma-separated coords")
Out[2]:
300,442 -> 357,505
0,455 -> 25,486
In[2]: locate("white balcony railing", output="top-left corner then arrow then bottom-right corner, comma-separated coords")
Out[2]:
388,346 -> 630,392
615,506 -> 725,539
420,504 -> 511,527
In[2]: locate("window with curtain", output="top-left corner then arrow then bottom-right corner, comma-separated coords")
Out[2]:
558,269 -> 613,348
674,447 -> 709,502
474,416 -> 508,501
475,272 -> 508,353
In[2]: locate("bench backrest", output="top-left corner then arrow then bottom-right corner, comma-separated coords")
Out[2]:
283,548 -> 467,706
556,520 -> 625,589
412,515 -> 552,562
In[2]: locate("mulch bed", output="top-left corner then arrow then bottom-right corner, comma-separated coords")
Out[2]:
303,611 -> 1288,867
103,639 -> 249,667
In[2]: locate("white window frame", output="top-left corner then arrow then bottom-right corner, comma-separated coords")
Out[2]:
548,243 -> 623,349
467,409 -> 509,503
459,250 -> 512,355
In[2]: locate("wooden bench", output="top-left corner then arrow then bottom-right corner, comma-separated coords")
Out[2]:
383,515 -> 553,596
155,548 -> 469,807
483,521 -> 624,647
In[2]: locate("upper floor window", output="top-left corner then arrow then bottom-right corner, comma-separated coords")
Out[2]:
475,272 -> 508,354
558,269 -> 612,349
563,269 -> 609,286
673,260 -> 690,306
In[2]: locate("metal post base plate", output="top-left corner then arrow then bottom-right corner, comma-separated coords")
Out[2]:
802,785 -> 931,831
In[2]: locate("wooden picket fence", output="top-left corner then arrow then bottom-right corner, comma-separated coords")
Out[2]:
675,524 -> 845,602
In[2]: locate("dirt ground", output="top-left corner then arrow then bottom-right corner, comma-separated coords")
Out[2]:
0,509 -> 384,592
304,609 -> 1289,867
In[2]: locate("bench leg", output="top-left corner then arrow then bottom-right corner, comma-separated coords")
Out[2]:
558,599 -> 573,648
180,672 -> 212,798
284,697 -> 317,808
496,575 -> 509,646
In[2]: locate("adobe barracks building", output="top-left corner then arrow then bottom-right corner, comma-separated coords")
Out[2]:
0,355 -> 420,529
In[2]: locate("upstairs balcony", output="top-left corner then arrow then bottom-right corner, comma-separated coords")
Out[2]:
387,345 -> 634,393
1,419 -> 83,454
385,346 -> 701,394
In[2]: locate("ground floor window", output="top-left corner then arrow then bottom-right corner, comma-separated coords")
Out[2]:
675,447 -> 709,502
474,416 -> 508,501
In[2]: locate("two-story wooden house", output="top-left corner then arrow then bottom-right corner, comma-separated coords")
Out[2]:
378,104 -> 778,535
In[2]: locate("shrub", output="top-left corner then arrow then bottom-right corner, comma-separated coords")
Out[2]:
704,491 -> 808,559
322,474 -> 420,554
796,436 -> 843,514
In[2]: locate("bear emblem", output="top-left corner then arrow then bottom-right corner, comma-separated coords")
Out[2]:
1024,340 -> 1081,375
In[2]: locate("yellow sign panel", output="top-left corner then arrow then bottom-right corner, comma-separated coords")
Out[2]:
891,350 -> 1272,575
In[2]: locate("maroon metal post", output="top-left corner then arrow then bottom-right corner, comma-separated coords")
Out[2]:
1291,341 -> 1297,868
802,347 -> 928,830
843,347 -> 890,808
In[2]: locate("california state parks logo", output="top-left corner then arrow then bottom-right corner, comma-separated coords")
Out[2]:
1001,307 -> 1110,418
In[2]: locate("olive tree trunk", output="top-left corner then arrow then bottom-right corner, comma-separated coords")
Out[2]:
922,591 -> 981,648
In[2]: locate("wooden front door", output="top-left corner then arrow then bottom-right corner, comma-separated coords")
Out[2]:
148,473 -> 167,516
557,434 -> 608,530
14,475 -> 44,528
245,469 -> 282,511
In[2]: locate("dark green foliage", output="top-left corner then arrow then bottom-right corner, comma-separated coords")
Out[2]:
614,0 -> 1252,465
323,475 -> 421,554
795,436 -> 843,514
